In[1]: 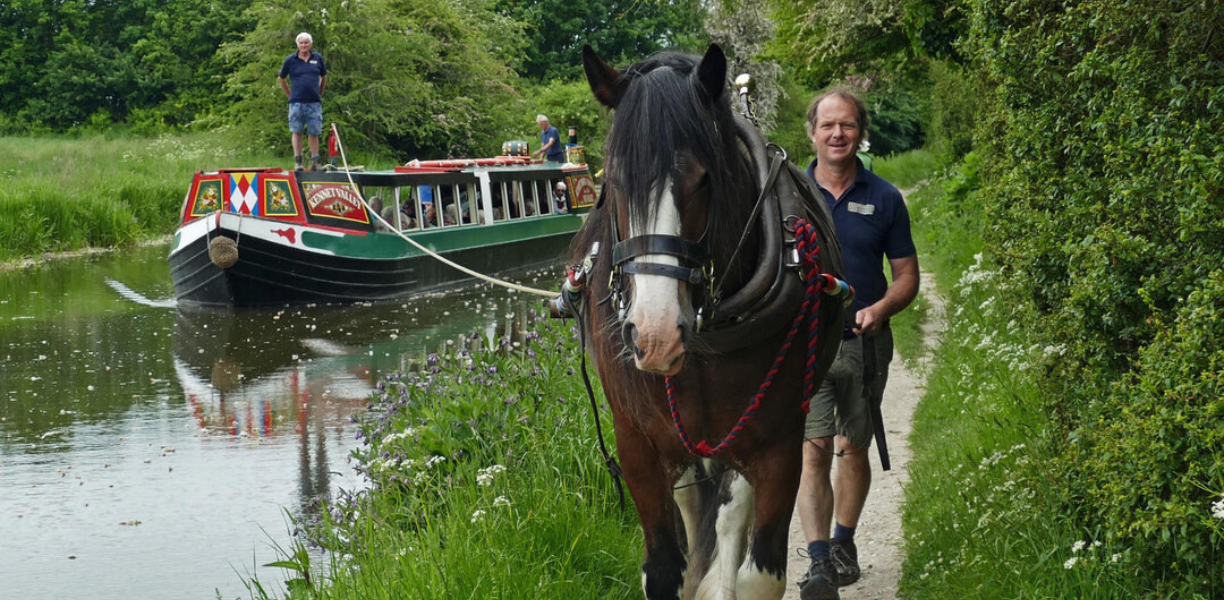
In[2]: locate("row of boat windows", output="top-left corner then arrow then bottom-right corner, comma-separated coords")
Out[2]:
361,178 -> 569,231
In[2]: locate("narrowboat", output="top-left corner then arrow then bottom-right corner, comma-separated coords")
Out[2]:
168,156 -> 599,306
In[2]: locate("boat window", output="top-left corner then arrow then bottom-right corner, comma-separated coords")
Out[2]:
533,180 -> 551,215
393,187 -> 418,230
514,182 -> 531,218
417,185 -> 441,228
362,186 -> 396,231
490,182 -> 507,222
459,184 -> 476,224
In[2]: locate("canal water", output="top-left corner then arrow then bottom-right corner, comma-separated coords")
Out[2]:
0,242 -> 563,600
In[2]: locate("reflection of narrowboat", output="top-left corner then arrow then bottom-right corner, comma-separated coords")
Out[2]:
168,156 -> 598,306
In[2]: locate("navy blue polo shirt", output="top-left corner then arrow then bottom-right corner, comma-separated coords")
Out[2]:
541,126 -> 564,162
279,51 -> 327,104
806,158 -> 916,313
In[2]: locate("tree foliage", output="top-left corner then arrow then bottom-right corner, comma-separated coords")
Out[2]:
495,0 -> 706,81
0,0 -> 252,131
961,2 -> 1224,589
221,0 -> 526,159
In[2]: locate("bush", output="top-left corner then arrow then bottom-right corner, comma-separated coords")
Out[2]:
959,0 -> 1224,592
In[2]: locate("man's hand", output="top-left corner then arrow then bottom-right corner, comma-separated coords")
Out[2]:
854,305 -> 885,336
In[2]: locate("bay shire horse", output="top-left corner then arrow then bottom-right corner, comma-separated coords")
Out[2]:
571,44 -> 848,600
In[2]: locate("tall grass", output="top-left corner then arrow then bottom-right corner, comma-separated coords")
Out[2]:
899,163 -> 1146,598
872,148 -> 938,190
0,134 -> 393,263
248,315 -> 642,599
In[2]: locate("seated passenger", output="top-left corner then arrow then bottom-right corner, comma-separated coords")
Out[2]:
553,182 -> 569,213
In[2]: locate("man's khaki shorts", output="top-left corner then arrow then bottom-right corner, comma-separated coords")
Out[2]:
804,326 -> 894,449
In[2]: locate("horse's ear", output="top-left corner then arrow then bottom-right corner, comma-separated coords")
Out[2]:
695,44 -> 727,105
583,44 -> 625,108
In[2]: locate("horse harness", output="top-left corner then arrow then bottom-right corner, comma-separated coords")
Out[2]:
597,113 -> 846,351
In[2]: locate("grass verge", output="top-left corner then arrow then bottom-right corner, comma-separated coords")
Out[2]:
0,133 -> 393,264
245,315 -> 642,599
873,148 -> 938,190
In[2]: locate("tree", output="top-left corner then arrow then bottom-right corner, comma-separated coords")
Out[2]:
221,0 -> 527,158
495,0 -> 706,81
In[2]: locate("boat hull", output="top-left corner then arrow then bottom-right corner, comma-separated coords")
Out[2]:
169,212 -> 579,307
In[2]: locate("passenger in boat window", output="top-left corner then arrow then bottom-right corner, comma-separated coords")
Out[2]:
367,197 -> 392,232
444,204 -> 459,226
398,201 -> 418,230
553,181 -> 569,213
278,32 -> 327,172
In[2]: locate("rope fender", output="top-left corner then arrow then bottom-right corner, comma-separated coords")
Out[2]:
665,217 -> 851,459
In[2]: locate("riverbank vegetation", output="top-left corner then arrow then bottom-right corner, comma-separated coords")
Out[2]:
246,315 -> 642,599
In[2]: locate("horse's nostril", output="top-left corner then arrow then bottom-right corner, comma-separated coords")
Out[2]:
622,323 -> 645,359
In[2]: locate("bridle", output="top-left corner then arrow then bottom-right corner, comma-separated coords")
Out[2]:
607,195 -> 715,327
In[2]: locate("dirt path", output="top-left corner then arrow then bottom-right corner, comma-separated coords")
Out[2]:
781,268 -> 944,600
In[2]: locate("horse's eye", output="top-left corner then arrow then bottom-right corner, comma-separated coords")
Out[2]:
694,173 -> 710,191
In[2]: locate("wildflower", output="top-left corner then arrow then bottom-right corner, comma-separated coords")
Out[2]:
1071,540 -> 1085,553
1063,556 -> 1078,569
1110,553 -> 1121,563
1211,496 -> 1224,519
493,496 -> 511,507
471,509 -> 486,523
476,464 -> 506,486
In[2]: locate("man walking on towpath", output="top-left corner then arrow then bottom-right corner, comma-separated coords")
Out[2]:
795,89 -> 919,600
278,32 -> 328,171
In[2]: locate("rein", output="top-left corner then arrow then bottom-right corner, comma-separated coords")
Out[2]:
666,219 -> 850,459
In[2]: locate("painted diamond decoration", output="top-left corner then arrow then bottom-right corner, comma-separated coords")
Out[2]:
230,173 -> 260,216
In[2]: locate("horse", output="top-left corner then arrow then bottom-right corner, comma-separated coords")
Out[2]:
569,44 -> 848,600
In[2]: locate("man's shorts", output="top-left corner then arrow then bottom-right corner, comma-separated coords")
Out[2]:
804,326 -> 894,449
288,102 -> 323,135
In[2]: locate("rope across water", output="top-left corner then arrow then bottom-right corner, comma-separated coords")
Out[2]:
665,217 -> 848,459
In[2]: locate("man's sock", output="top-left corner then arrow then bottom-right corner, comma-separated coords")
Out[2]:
832,522 -> 856,543
807,540 -> 831,560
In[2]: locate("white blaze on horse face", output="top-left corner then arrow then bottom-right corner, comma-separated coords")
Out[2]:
627,179 -> 688,375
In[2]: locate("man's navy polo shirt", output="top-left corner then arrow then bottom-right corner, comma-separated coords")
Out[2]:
541,125 -> 564,162
279,51 -> 327,104
806,158 -> 916,313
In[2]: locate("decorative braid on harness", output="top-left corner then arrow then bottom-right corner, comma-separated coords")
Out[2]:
665,218 -> 852,459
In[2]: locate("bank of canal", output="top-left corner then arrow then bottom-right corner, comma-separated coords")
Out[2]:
0,242 -> 561,600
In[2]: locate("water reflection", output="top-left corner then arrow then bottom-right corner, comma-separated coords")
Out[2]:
0,242 -> 561,600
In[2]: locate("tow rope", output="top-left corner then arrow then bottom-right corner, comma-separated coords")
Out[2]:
666,217 -> 851,459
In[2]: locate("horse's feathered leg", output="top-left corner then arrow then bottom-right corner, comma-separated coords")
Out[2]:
737,443 -> 804,600
612,411 -> 689,600
694,471 -> 754,600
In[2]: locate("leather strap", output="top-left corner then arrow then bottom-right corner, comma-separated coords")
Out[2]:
621,261 -> 705,284
612,234 -> 708,267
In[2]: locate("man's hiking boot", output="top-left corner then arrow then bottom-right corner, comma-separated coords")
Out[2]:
830,539 -> 861,586
311,155 -> 322,171
798,555 -> 840,600
294,155 -> 304,171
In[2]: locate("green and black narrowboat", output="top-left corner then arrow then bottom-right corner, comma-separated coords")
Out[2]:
168,156 -> 599,306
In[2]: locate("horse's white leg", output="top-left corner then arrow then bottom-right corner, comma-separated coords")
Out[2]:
674,465 -> 701,600
694,473 -> 754,600
735,560 -> 786,600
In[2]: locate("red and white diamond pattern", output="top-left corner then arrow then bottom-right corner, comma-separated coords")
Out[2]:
229,173 -> 259,216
